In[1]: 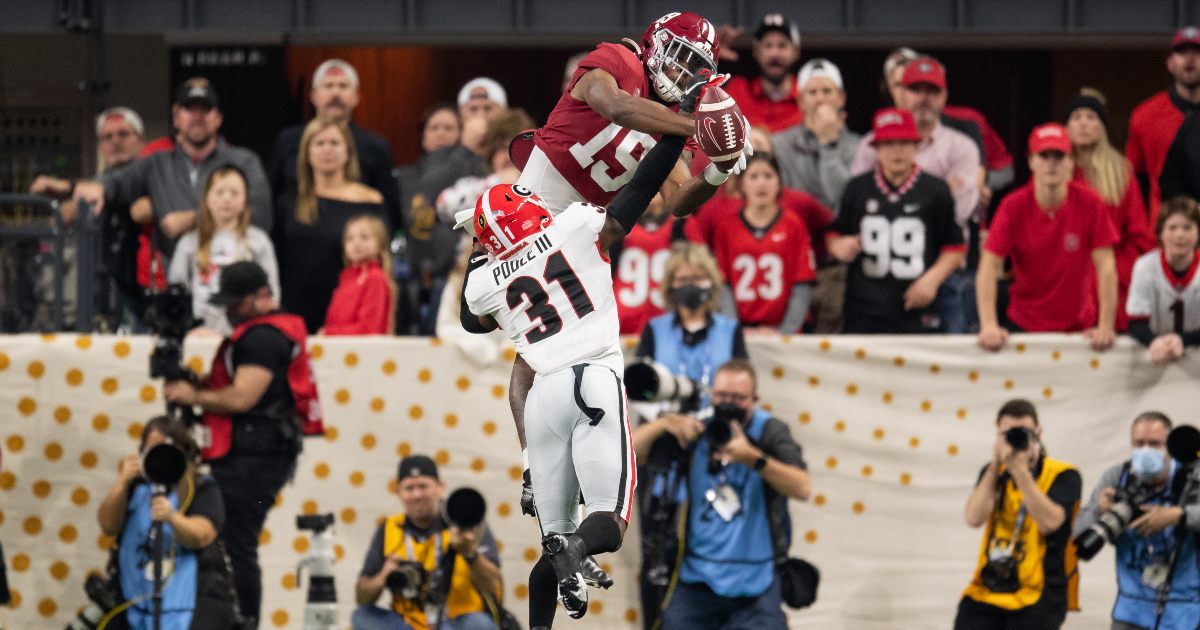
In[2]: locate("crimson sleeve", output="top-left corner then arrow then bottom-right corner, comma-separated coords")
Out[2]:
1089,195 -> 1121,251
983,196 -> 1015,257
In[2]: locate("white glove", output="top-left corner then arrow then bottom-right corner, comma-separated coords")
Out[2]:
726,116 -> 754,175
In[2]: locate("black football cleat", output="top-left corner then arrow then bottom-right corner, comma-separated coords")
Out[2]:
581,555 -> 613,589
542,533 -> 589,619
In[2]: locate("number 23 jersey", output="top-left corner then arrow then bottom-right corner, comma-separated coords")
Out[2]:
465,202 -> 622,375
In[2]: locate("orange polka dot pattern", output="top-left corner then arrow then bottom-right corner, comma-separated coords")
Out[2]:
0,333 -> 1159,628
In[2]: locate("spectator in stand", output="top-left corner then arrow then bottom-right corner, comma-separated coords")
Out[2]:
397,103 -> 484,335
722,14 -> 802,133
830,109 -> 965,333
772,58 -> 859,334
30,106 -> 149,328
270,59 -> 400,231
458,77 -> 509,157
1065,88 -> 1156,332
1127,196 -> 1200,364
686,154 -> 815,334
273,118 -> 385,333
168,166 -> 280,336
881,47 -> 919,106
72,78 -> 272,270
322,214 -> 395,335
562,51 -> 589,93
1160,101 -> 1200,204
772,58 -> 859,211
435,109 -> 536,223
1128,27 -> 1200,222
614,195 -> 682,336
977,123 -> 1119,352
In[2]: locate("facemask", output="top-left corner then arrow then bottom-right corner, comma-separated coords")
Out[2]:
1131,446 -> 1165,480
671,285 -> 710,310
712,403 -> 747,424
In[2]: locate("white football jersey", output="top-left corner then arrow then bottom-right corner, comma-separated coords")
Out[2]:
1126,249 -> 1200,335
466,202 -> 623,375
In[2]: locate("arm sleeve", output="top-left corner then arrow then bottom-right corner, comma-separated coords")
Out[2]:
935,181 -> 966,250
359,525 -> 387,577
1158,121 -> 1190,202
478,526 -> 501,567
1182,329 -> 1200,347
1045,469 -> 1082,535
1125,256 -> 1155,324
731,324 -> 748,358
635,324 -> 655,359
232,325 -> 293,372
100,157 -> 152,208
817,140 -> 855,210
608,135 -> 687,233
719,285 -> 738,319
1128,319 -> 1155,346
240,152 -> 274,234
831,182 -> 861,235
948,135 -> 982,227
759,418 -> 806,470
778,284 -> 811,334
166,232 -> 194,286
460,252 -> 495,334
184,478 -> 226,534
1072,465 -> 1122,538
983,198 -> 1014,257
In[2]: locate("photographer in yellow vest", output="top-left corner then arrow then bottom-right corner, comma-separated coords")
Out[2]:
956,399 -> 1082,630
353,455 -> 503,630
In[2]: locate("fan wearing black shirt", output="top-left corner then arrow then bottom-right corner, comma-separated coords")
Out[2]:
829,108 -> 965,333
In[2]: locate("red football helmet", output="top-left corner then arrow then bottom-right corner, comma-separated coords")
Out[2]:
471,184 -> 553,259
639,12 -> 719,103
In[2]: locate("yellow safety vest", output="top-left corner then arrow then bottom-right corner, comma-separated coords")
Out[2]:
382,513 -> 486,629
963,457 -> 1080,611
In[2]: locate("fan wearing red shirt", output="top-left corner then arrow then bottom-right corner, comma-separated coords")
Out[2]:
1126,27 -> 1200,223
686,153 -> 815,332
322,215 -> 394,335
977,123 -> 1119,352
613,198 -> 680,335
721,14 -> 802,133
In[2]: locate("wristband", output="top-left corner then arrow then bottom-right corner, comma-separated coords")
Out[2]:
522,448 -> 529,472
703,163 -> 731,187
753,455 -> 769,472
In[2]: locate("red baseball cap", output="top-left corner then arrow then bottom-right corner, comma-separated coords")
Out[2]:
871,108 -> 921,144
1173,26 -> 1200,51
901,57 -> 946,91
1027,123 -> 1072,155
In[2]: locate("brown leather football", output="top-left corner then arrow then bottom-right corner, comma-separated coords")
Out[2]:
693,85 -> 747,172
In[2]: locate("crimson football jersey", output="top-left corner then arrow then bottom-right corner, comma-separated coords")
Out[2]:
615,216 -> 676,335
533,43 -> 699,209
686,200 -> 816,326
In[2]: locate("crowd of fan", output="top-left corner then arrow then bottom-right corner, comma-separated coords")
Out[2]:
26,19 -> 1200,364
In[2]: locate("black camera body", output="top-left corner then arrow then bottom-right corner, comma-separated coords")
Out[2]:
1075,478 -> 1158,561
385,561 -> 429,602
297,513 -> 336,534
66,573 -> 123,630
1005,426 -> 1034,451
144,284 -> 199,382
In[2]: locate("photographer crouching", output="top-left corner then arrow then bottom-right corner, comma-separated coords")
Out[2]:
631,359 -> 812,630
957,399 -> 1082,630
1073,412 -> 1200,630
94,416 -> 236,628
354,455 -> 503,630
162,260 -> 322,628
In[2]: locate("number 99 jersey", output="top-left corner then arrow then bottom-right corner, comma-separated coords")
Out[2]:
465,202 -> 624,375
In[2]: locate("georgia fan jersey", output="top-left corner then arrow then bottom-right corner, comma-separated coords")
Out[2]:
615,217 -> 675,335
465,202 -> 623,375
1126,249 -> 1200,335
686,200 -> 816,326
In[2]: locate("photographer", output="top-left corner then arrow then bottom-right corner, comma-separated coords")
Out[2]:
354,455 -> 502,630
1073,412 -> 1200,630
957,399 -> 1082,630
631,359 -> 811,630
162,260 -> 320,627
95,416 -> 236,628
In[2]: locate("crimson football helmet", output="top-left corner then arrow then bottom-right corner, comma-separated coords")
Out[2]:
468,184 -> 553,259
638,12 -> 719,103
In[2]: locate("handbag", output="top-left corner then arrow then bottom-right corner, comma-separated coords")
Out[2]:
777,557 -> 820,609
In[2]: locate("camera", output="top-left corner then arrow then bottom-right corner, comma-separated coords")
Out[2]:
385,561 -> 429,601
143,284 -> 198,382
297,513 -> 335,534
65,573 -> 123,630
625,361 -> 703,413
979,547 -> 1022,593
1005,426 -> 1034,451
296,513 -> 338,629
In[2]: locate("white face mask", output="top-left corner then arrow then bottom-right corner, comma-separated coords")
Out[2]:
1131,446 -> 1166,480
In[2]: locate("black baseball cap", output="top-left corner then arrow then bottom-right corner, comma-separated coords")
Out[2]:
398,455 -> 439,481
753,13 -> 800,47
175,77 -> 219,109
208,261 -> 269,305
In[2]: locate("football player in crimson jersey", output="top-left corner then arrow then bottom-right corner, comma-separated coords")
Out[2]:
1127,196 -> 1200,364
686,154 -> 816,333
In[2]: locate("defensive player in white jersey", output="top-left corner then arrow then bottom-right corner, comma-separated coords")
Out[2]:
458,125 -> 692,628
1127,196 -> 1200,364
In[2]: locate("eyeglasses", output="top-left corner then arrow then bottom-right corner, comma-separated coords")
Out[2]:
710,392 -> 753,404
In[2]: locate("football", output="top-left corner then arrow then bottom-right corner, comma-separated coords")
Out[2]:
693,85 -> 747,172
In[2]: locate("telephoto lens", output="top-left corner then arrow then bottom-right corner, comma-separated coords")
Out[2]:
1004,427 -> 1030,451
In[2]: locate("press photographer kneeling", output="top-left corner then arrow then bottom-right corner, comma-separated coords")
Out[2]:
1073,412 -> 1200,630
354,455 -> 503,630
958,399 -> 1081,630
93,416 -> 236,628
630,359 -> 812,630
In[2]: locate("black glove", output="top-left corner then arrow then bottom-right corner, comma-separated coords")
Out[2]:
678,70 -> 730,115
521,468 -> 537,517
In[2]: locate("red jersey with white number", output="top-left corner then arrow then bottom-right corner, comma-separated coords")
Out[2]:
533,43 -> 661,207
465,203 -> 622,375
615,217 -> 675,335
686,200 -> 816,326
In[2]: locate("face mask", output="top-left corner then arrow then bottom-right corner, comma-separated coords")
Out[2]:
671,284 -> 710,310
712,403 -> 747,424
1131,446 -> 1165,480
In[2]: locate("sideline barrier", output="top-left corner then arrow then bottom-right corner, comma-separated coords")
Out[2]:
0,333 -> 1196,629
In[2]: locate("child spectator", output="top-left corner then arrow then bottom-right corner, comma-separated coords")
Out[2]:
322,214 -> 395,335
168,166 -> 279,335
1127,196 -> 1200,364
